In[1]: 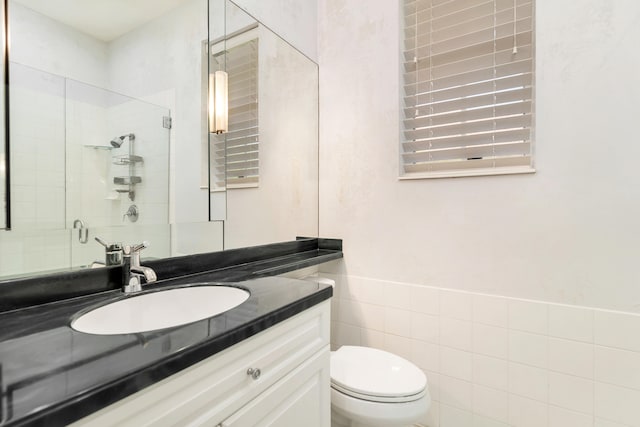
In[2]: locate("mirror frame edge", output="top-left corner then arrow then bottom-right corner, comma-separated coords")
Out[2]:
2,0 -> 10,230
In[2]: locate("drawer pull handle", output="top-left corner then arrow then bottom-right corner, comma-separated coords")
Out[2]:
247,367 -> 261,380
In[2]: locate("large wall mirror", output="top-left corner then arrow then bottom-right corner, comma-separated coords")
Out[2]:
0,0 -> 318,279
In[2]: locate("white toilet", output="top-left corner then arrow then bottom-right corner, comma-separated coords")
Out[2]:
330,346 -> 430,427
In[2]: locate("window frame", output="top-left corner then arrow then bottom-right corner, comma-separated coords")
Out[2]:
203,24 -> 260,192
399,0 -> 536,180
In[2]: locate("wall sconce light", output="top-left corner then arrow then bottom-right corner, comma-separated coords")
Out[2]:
209,70 -> 228,134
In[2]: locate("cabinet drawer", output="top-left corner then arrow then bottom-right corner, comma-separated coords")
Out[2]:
220,346 -> 330,427
71,301 -> 330,427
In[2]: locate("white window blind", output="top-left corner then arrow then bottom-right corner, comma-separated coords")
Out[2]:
402,0 -> 535,178
211,29 -> 259,190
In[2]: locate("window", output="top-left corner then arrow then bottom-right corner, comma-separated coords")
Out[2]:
209,26 -> 259,190
401,0 -> 535,178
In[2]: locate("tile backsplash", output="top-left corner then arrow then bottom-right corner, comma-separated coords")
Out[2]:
323,273 -> 640,427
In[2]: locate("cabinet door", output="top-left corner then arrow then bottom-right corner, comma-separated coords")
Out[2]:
221,346 -> 330,427
70,302 -> 330,427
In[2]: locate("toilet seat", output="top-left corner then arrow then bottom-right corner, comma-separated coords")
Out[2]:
330,346 -> 427,403
331,382 -> 427,403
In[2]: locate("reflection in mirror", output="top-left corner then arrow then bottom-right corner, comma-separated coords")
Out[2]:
0,0 -> 222,278
9,64 -> 170,231
0,0 -> 320,280
209,0 -> 319,249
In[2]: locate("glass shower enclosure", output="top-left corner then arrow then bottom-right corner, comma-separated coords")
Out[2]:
3,62 -> 170,276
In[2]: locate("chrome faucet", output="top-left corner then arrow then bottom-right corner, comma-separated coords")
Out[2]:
94,237 -> 123,267
122,242 -> 157,294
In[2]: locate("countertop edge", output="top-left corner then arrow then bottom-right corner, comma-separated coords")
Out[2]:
9,287 -> 333,427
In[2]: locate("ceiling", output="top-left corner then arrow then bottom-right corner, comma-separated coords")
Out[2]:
12,0 -> 192,41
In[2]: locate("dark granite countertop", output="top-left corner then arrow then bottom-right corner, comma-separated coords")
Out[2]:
0,238 -> 342,426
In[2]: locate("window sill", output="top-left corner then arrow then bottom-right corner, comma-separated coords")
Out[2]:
201,184 -> 260,193
399,166 -> 536,180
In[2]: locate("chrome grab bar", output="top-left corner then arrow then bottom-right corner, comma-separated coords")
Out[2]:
73,219 -> 88,244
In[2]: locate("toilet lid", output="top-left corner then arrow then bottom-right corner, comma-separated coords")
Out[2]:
330,346 -> 426,400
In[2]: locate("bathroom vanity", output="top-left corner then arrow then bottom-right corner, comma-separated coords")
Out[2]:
0,238 -> 341,427
71,301 -> 330,427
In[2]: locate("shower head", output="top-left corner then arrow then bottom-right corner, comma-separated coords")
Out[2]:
110,136 -> 125,148
110,133 -> 135,148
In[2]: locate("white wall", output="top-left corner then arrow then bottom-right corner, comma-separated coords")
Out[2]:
318,0 -> 640,314
232,0 -> 318,62
318,1 -> 640,426
9,2 -> 108,87
224,24 -> 319,249
108,0 -> 209,226
2,0 -> 213,275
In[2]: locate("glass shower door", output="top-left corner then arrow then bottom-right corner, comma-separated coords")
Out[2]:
65,79 -> 171,268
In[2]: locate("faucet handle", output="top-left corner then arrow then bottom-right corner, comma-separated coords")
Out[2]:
123,241 -> 150,256
131,241 -> 150,253
95,236 -> 122,251
95,237 -> 123,266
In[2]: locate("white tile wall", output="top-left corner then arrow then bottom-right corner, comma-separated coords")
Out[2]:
548,372 -> 594,415
548,406 -> 594,427
509,362 -> 548,402
548,304 -> 594,342
594,311 -> 640,353
0,228 -> 71,277
325,273 -> 640,427
549,338 -> 593,378
10,63 -> 66,232
508,300 -> 548,335
508,394 -> 548,427
594,383 -> 640,427
472,294 -> 508,328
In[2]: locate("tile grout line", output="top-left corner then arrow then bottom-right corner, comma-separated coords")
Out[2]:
592,307 -> 596,426
545,302 -> 550,426
437,288 -> 443,426
506,298 -> 512,426
469,291 -> 475,424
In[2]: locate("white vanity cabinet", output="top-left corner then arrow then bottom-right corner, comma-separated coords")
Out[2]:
71,301 -> 331,427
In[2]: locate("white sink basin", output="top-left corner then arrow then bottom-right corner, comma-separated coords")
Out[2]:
71,285 -> 250,335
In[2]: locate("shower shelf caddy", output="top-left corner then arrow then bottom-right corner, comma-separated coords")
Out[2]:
111,133 -> 142,201
112,154 -> 143,166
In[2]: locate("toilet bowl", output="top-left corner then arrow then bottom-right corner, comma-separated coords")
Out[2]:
330,346 -> 430,427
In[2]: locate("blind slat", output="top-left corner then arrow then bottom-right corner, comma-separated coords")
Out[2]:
222,142 -> 260,156
227,177 -> 259,186
404,154 -> 531,174
405,113 -> 532,141
403,140 -> 530,162
228,118 -> 258,132
403,127 -> 530,151
219,151 -> 259,163
404,59 -> 532,95
405,79 -> 533,109
406,100 -> 532,129
223,125 -> 259,140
